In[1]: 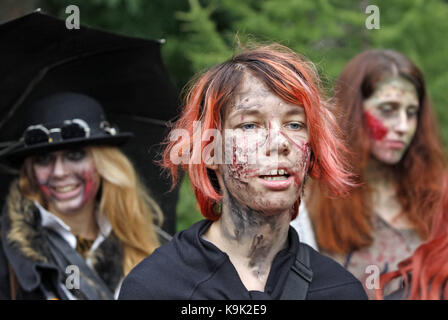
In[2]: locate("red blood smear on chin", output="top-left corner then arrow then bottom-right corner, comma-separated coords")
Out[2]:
364,110 -> 388,141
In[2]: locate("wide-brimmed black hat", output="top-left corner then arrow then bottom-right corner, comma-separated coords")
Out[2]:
1,92 -> 133,162
0,11 -> 180,235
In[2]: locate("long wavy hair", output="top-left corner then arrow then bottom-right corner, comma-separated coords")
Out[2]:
308,50 -> 446,254
162,43 -> 355,220
377,173 -> 448,300
19,145 -> 162,276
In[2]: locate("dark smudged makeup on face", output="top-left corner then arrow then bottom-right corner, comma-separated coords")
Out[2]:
218,74 -> 311,214
32,148 -> 100,215
363,77 -> 419,165
33,148 -> 87,166
213,75 -> 312,276
203,73 -> 314,282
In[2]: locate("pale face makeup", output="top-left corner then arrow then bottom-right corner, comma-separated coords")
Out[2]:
363,77 -> 419,165
215,73 -> 311,215
32,148 -> 100,217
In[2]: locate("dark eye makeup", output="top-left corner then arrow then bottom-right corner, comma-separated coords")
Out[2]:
65,148 -> 87,161
33,154 -> 54,166
32,148 -> 87,166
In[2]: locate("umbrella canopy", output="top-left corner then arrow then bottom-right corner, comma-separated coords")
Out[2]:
0,10 -> 181,235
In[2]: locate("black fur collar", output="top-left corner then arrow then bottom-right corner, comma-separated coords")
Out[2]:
1,180 -> 123,293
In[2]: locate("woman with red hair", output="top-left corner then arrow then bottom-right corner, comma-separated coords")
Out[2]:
118,44 -> 367,300
307,49 -> 446,299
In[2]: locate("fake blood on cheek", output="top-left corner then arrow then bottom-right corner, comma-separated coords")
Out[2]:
39,184 -> 52,199
81,170 -> 97,206
279,131 -> 311,186
364,110 -> 388,141
230,145 -> 257,181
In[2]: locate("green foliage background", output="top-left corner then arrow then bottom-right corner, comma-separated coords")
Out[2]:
42,0 -> 448,232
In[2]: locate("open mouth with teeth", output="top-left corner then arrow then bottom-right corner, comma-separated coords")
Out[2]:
259,169 -> 290,181
52,185 -> 79,193
48,183 -> 83,201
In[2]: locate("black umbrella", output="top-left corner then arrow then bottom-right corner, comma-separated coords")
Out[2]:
0,10 -> 181,235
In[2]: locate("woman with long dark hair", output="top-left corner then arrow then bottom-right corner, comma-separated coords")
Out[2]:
306,50 -> 446,298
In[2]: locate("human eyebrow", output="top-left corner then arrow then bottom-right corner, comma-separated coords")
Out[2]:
284,107 -> 305,116
33,153 -> 55,166
64,149 -> 87,161
228,108 -> 262,120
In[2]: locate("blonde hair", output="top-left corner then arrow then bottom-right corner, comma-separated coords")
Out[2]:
19,145 -> 162,276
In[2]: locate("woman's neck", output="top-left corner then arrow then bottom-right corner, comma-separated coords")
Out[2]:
365,157 -> 414,230
48,201 -> 99,240
365,157 -> 395,187
204,191 -> 291,290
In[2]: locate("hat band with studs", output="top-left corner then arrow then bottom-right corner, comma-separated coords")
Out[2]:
23,118 -> 91,146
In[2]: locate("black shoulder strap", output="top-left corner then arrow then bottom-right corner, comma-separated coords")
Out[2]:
280,242 -> 313,300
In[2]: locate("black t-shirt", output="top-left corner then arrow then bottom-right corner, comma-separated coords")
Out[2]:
118,219 -> 368,300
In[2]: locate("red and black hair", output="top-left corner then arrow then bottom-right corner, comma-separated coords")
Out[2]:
162,44 -> 354,220
377,173 -> 448,299
309,50 -> 446,254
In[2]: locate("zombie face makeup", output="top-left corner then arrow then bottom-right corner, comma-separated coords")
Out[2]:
214,73 -> 311,215
32,148 -> 100,216
363,77 -> 419,165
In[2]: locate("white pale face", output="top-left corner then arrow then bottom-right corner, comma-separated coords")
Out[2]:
214,73 -> 311,214
363,77 -> 419,165
32,148 -> 100,216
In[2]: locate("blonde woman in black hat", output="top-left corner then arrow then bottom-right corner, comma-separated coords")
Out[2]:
0,92 -> 168,299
